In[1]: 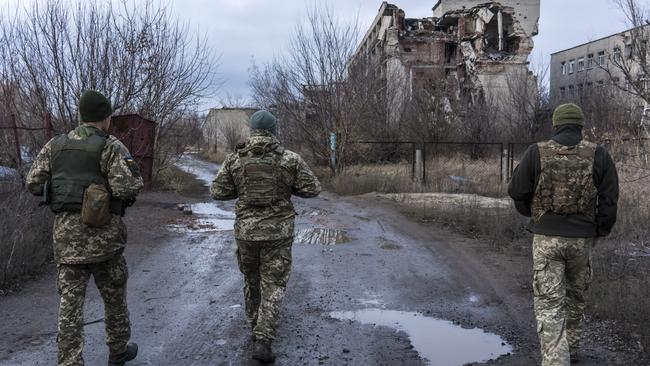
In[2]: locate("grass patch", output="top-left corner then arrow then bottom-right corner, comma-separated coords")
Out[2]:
0,179 -> 53,291
198,148 -> 229,164
152,165 -> 205,195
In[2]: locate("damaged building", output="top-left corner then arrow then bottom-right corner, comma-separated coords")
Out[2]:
351,0 -> 540,124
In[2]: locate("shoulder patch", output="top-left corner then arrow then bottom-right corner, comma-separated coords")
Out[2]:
124,155 -> 140,175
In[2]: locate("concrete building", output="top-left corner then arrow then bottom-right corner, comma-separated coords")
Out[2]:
350,0 -> 540,126
203,107 -> 256,151
550,26 -> 649,105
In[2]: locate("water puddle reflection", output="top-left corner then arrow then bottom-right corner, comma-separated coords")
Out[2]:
168,202 -> 235,233
330,309 -> 512,366
295,228 -> 350,245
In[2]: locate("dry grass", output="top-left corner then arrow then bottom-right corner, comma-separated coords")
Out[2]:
0,179 -> 52,291
198,148 -> 229,164
152,165 -> 205,195
329,159 -> 505,197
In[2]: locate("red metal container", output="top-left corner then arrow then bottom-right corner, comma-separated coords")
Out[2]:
109,114 -> 157,188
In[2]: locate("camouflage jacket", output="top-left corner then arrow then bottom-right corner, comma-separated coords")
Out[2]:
210,130 -> 321,241
26,125 -> 144,264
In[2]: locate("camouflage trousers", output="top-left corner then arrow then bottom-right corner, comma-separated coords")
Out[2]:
56,254 -> 131,366
532,234 -> 593,366
236,238 -> 293,343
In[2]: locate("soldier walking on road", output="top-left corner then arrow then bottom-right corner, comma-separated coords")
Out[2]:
508,103 -> 619,366
26,91 -> 144,366
211,110 -> 321,363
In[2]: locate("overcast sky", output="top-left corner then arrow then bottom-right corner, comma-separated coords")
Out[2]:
166,0 -> 629,110
0,0 -> 633,110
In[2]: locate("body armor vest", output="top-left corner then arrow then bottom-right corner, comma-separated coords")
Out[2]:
50,132 -> 121,214
237,142 -> 285,207
531,139 -> 598,223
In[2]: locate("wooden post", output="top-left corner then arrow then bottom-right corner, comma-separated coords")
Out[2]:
44,113 -> 53,141
415,149 -> 424,183
11,114 -> 21,169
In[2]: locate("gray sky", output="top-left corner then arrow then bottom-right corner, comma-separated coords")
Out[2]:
167,0 -> 629,109
0,0 -> 632,110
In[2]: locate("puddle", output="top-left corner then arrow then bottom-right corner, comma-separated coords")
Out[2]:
294,228 -> 350,245
169,156 -> 236,233
176,154 -> 219,186
330,309 -> 512,366
215,339 -> 227,346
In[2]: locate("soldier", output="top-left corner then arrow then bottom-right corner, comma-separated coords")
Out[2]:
26,90 -> 144,366
211,110 -> 321,363
508,103 -> 619,365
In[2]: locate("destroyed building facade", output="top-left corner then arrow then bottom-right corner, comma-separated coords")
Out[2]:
351,1 -> 540,125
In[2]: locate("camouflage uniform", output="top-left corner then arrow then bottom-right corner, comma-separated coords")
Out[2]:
531,140 -> 597,366
211,129 -> 321,342
27,124 -> 144,366
533,234 -> 592,366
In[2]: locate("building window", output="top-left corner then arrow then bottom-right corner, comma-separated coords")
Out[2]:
597,80 -> 604,86
587,82 -> 593,88
578,83 -> 584,94
613,47 -> 622,63
586,54 -> 594,69
560,87 -> 566,99
568,85 -> 575,97
561,62 -> 567,75
625,44 -> 633,59
577,57 -> 585,72
598,51 -> 606,66
568,59 -> 575,74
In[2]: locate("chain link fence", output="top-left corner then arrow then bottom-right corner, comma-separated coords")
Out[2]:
423,142 -> 505,196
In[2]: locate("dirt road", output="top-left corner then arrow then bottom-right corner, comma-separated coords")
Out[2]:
0,156 -> 639,365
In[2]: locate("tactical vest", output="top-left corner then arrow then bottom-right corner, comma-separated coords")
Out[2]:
531,139 -> 598,223
49,132 -> 122,214
237,142 -> 285,207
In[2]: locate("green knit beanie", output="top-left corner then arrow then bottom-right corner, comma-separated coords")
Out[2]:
79,90 -> 113,122
552,103 -> 585,127
250,110 -> 277,135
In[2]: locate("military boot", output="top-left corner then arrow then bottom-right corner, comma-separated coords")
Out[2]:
108,342 -> 138,366
252,340 -> 276,363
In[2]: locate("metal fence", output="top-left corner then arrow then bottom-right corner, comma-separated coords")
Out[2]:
423,142 -> 505,195
0,114 -> 54,172
344,141 -> 417,179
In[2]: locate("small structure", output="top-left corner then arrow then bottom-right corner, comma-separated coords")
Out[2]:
203,108 -> 257,152
110,114 -> 156,188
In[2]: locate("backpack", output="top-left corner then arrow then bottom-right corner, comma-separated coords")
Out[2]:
238,143 -> 285,207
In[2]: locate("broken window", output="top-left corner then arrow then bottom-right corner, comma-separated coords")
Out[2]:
577,57 -> 585,72
613,47 -> 622,63
561,61 -> 567,75
598,51 -> 605,66
586,54 -> 594,69
445,43 -> 457,65
568,59 -> 575,74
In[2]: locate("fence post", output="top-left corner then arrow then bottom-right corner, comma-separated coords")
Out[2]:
415,148 -> 424,183
11,114 -> 21,169
44,113 -> 53,141
499,143 -> 504,184
329,132 -> 337,175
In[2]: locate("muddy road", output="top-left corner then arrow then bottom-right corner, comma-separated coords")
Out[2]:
0,155 -> 636,365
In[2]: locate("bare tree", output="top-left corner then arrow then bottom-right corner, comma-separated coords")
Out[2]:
219,117 -> 245,152
0,0 -> 219,171
249,5 -> 360,172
